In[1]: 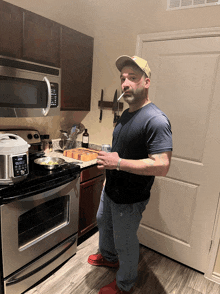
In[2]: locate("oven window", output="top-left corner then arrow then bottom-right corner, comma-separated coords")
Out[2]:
18,196 -> 69,249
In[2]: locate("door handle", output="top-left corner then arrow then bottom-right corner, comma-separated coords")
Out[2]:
42,77 -> 51,116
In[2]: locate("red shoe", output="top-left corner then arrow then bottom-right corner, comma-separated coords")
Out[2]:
88,253 -> 119,268
98,279 -> 134,294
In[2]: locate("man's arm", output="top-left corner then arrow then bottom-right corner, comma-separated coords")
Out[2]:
97,151 -> 172,177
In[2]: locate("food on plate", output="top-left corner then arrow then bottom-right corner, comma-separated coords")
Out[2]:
63,147 -> 99,161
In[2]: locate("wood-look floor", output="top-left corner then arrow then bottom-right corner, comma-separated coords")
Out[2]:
26,229 -> 220,294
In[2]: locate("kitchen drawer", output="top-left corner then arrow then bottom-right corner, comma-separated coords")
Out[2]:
80,165 -> 104,183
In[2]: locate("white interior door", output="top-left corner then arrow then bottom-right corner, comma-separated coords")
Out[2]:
136,28 -> 220,272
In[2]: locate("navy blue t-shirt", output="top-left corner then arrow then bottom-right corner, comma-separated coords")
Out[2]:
105,103 -> 172,204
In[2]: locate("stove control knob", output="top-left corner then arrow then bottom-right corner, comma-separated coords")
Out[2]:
27,134 -> 33,140
34,134 -> 39,139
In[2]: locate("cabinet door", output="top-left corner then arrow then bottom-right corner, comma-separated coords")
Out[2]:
79,175 -> 104,237
0,1 -> 23,58
61,26 -> 94,111
23,11 -> 60,67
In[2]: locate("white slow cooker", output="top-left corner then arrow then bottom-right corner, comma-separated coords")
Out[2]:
0,133 -> 30,185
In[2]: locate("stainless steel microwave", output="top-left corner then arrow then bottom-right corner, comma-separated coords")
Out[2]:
0,56 -> 61,117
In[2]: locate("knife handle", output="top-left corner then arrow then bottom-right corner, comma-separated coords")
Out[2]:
99,89 -> 104,122
99,109 -> 103,122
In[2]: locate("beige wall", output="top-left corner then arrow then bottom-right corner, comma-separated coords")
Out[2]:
3,0 -> 220,144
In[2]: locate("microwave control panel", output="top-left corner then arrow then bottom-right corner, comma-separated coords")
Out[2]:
50,83 -> 59,108
12,154 -> 28,177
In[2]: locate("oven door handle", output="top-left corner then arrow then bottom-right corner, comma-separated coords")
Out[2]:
2,173 -> 80,204
6,236 -> 77,286
42,76 -> 51,116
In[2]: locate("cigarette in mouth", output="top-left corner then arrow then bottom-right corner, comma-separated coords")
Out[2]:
117,92 -> 125,102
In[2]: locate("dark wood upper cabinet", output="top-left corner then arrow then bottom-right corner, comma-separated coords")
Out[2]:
23,11 -> 60,67
0,1 -> 94,111
61,26 -> 94,111
0,1 -> 23,59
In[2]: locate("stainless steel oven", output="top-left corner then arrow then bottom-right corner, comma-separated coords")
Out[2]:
0,129 -> 80,294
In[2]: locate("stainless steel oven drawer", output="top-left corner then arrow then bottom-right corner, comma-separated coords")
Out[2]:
4,234 -> 78,294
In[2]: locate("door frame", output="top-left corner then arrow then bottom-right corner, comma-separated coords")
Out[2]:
136,27 -> 220,56
205,193 -> 220,284
135,27 -> 220,283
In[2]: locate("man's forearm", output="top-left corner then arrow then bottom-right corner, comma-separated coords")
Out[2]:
118,153 -> 171,177
96,151 -> 171,177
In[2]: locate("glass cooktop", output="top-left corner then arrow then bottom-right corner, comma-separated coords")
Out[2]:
0,159 -> 80,203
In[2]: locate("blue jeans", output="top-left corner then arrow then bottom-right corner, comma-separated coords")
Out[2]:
96,187 -> 148,291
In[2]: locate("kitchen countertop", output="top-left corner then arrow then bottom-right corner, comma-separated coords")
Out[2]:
48,150 -> 98,170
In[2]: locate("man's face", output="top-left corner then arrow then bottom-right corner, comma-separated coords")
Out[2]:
120,66 -> 147,105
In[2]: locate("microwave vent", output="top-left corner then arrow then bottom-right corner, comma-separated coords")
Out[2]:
0,57 -> 60,76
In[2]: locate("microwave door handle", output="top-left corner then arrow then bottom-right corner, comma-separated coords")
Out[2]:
42,77 -> 51,116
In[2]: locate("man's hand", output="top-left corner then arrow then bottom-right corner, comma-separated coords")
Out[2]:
96,151 -> 120,170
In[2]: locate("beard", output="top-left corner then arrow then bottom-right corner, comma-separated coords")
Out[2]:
123,87 -> 145,105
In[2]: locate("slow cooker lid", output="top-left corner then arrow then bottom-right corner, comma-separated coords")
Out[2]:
0,133 -> 30,154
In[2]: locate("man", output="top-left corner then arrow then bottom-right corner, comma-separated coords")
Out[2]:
88,55 -> 172,294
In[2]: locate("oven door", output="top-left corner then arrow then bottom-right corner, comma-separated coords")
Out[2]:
1,176 -> 80,279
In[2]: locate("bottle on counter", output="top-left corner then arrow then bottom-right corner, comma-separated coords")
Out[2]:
43,134 -> 50,154
40,135 -> 44,152
49,140 -> 53,152
82,129 -> 89,148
